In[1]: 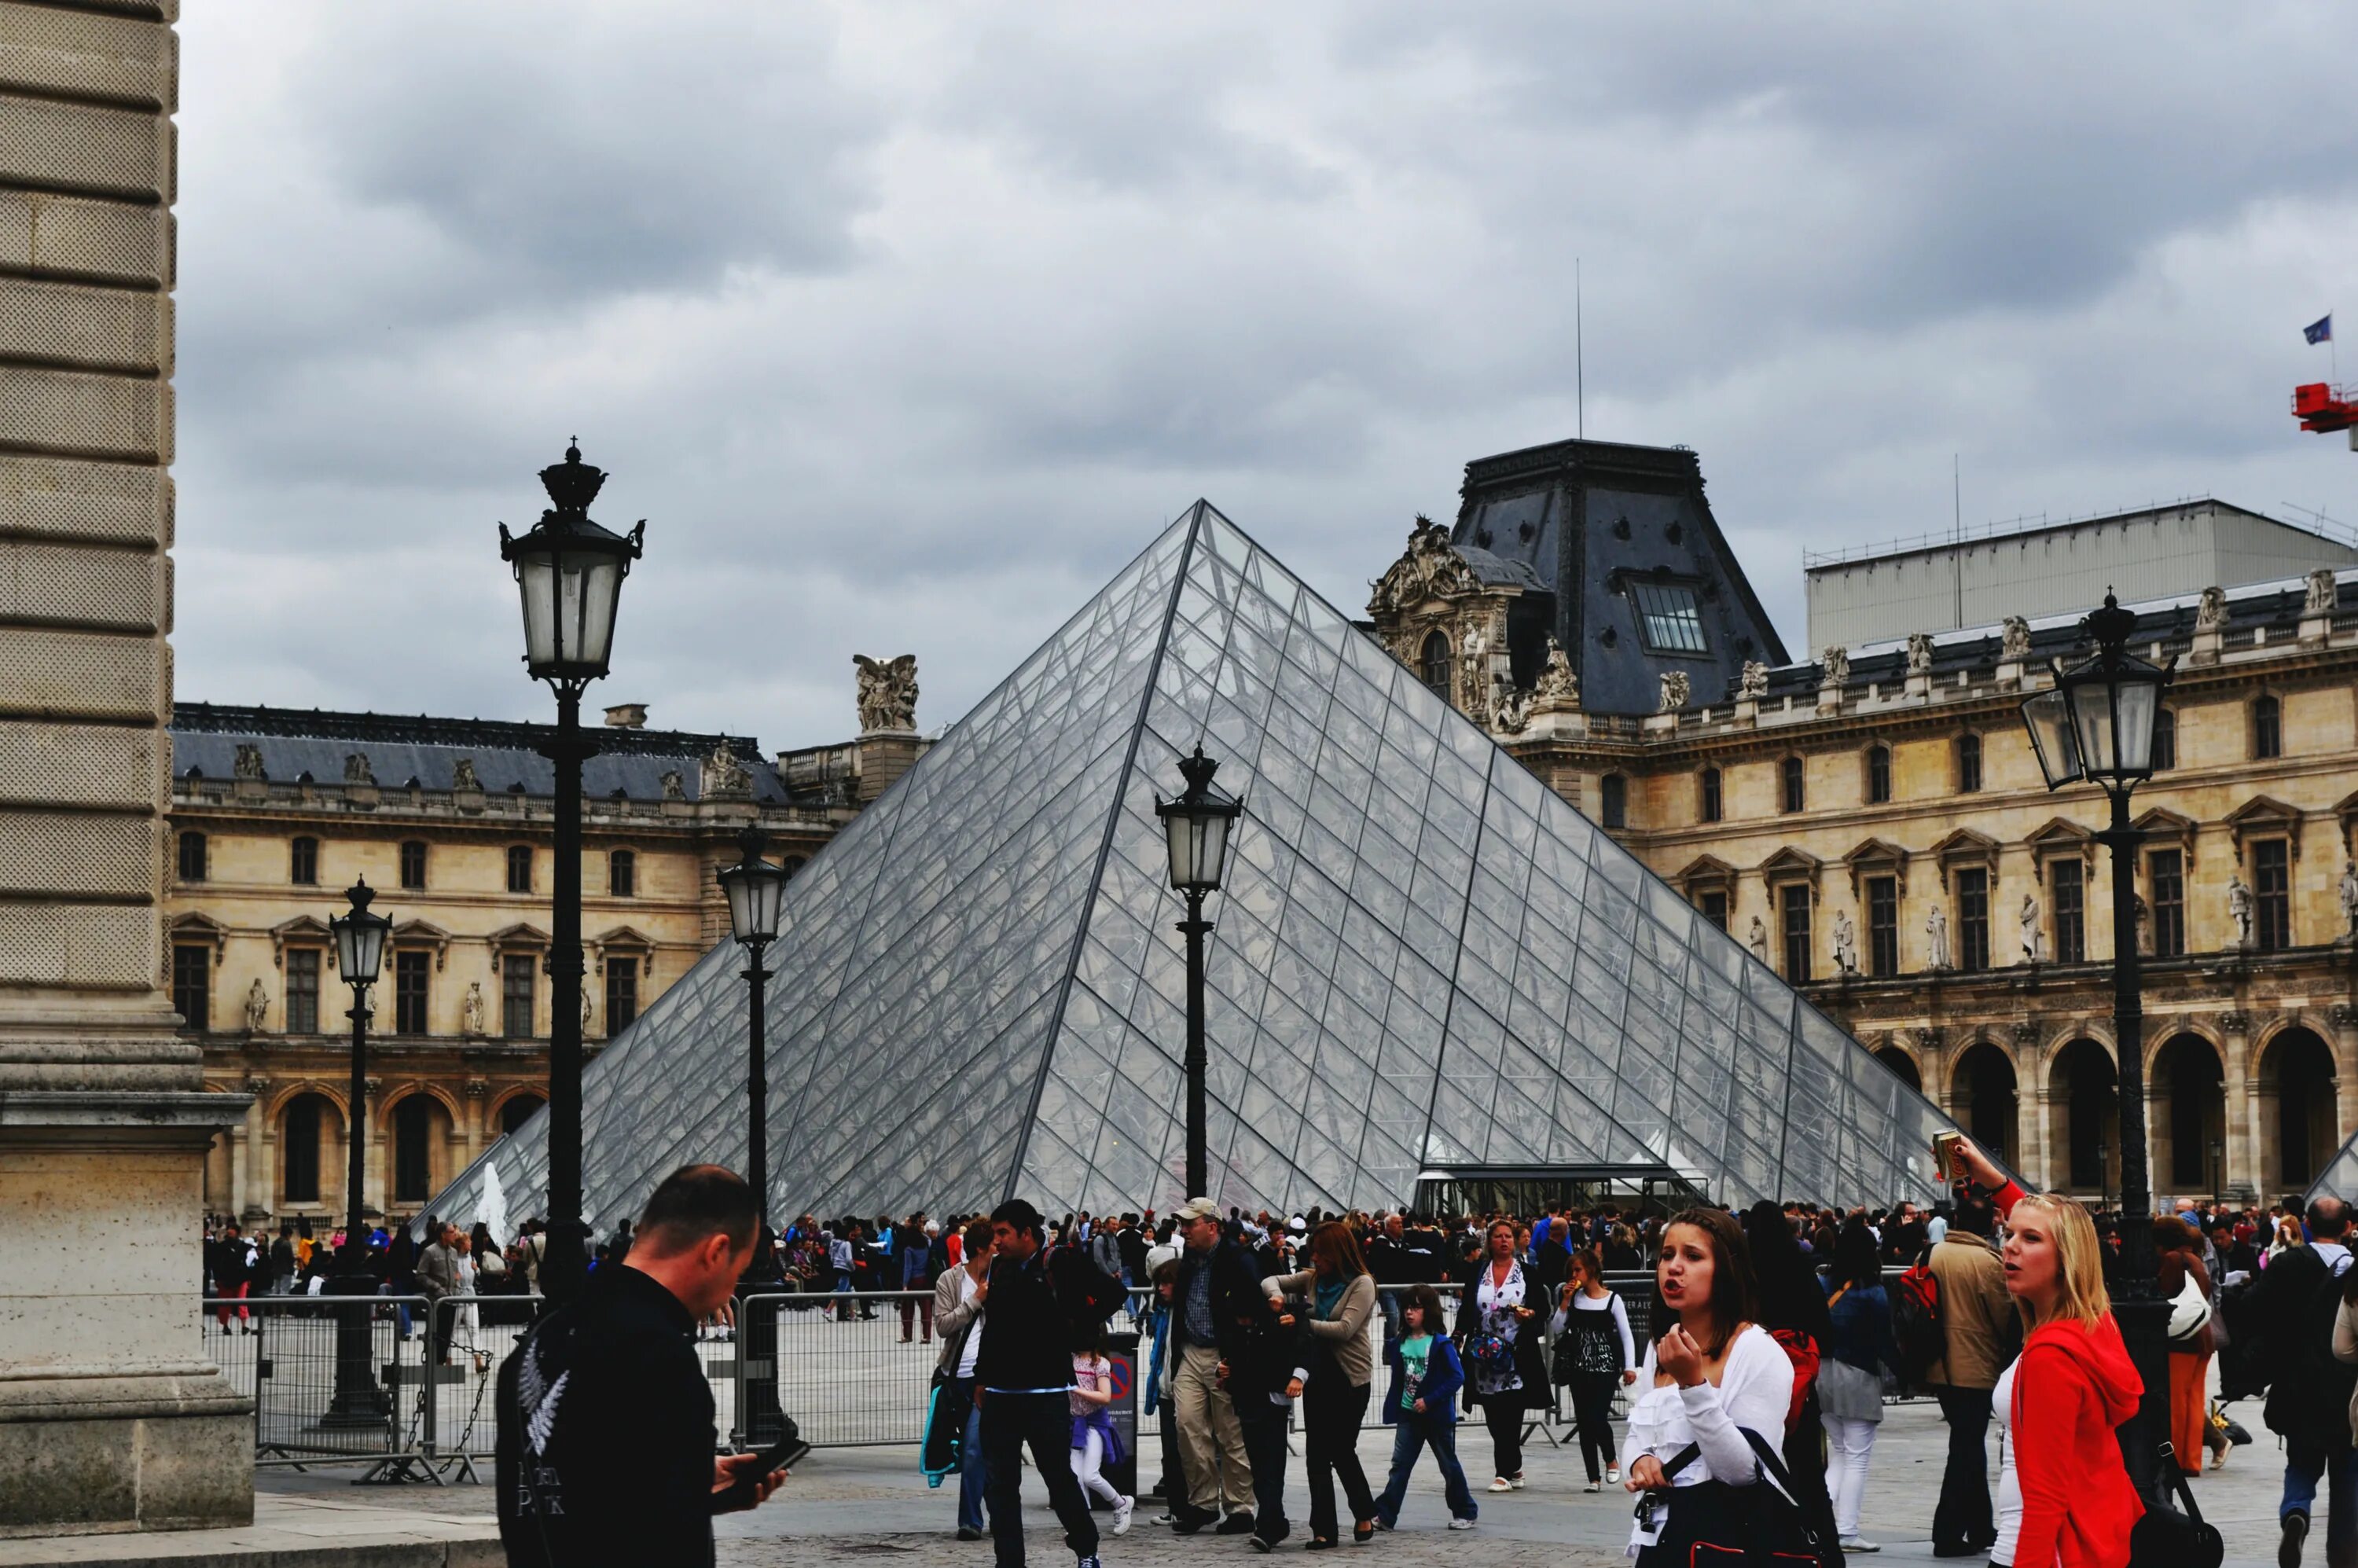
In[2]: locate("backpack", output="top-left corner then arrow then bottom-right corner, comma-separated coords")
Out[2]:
1890,1248 -> 1944,1390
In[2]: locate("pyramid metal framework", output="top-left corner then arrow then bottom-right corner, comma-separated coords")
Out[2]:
425,503 -> 1957,1231
2308,1133 -> 2358,1206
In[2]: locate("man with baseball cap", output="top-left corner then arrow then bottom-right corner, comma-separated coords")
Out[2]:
1168,1196 -> 1262,1534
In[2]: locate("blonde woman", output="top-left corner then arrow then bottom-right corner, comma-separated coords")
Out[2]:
1950,1137 -> 2143,1568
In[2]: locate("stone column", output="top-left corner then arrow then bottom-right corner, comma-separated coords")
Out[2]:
0,6 -> 253,1532
2331,1005 -> 2358,1149
2220,1013 -> 2256,1202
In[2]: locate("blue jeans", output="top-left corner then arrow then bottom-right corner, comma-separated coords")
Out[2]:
2282,1438 -> 2358,1560
954,1376 -> 989,1533
1374,1416 -> 1476,1526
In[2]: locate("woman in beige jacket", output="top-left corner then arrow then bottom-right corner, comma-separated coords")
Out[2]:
1265,1221 -> 1380,1547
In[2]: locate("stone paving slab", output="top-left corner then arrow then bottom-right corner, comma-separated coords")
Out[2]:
0,1489 -> 501,1568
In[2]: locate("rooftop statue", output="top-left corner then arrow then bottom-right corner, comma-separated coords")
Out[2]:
854,654 -> 920,733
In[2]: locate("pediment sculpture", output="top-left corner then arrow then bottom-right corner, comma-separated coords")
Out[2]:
1369,516 -> 1475,615
854,654 -> 920,733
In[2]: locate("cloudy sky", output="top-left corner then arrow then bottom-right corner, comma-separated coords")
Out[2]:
173,4 -> 2358,751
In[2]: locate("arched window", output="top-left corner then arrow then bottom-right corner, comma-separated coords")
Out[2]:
1600,773 -> 1627,830
608,850 -> 635,898
506,845 -> 533,894
2253,693 -> 2281,760
1698,767 -> 1722,824
1780,756 -> 1805,814
1865,745 -> 1892,805
177,830 -> 207,883
499,1092 -> 545,1137
2151,708 -> 2176,771
290,835 -> 318,885
1956,733 -> 1983,793
1419,631 -> 1452,701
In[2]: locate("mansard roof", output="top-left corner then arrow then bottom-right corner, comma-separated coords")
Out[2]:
170,701 -> 796,806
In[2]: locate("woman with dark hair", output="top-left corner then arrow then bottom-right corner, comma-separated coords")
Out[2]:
1820,1217 -> 1897,1552
1621,1208 -> 1796,1562
1550,1245 -> 1636,1491
1453,1217 -> 1548,1493
1265,1221 -> 1380,1546
2153,1215 -> 2213,1477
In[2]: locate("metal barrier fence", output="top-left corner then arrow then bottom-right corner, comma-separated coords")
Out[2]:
202,1263 -> 1922,1478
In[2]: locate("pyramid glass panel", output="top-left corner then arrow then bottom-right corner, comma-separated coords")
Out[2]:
426,503 -> 1962,1234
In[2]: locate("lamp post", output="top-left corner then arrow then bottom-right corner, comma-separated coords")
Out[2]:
2020,589 -> 2175,1495
1155,747 -> 1242,1199
321,877 -> 391,1427
718,826 -> 792,1442
498,440 -> 644,1305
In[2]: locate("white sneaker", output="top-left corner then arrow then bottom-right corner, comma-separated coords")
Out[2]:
1839,1538 -> 1880,1554
1606,1465 -> 1621,1485
1487,1478 -> 1511,1493
1508,1475 -> 1525,1490
1583,1482 -> 1602,1493
1448,1518 -> 1475,1531
1113,1497 -> 1134,1537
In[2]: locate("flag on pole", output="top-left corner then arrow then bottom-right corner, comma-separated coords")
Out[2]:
2306,314 -> 2334,344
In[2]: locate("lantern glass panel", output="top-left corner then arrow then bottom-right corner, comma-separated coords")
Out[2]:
2020,686 -> 2083,791
334,912 -> 387,986
2112,677 -> 2159,774
2066,670 -> 2118,778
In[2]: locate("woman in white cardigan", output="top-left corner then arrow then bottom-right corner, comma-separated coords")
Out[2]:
1620,1208 -> 1796,1564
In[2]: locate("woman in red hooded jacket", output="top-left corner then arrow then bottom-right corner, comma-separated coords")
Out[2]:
1952,1137 -> 2143,1568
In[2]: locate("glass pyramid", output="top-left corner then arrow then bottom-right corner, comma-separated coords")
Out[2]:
425,502 -> 1956,1229
2309,1133 -> 2358,1207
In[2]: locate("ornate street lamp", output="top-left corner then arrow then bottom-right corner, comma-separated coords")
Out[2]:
1155,747 -> 1242,1199
718,825 -> 792,1443
499,440 -> 644,1305
2019,589 -> 2175,1496
321,877 -> 391,1427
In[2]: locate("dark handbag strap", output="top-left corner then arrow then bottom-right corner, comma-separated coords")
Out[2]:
1647,1432 -> 1819,1537
2154,1444 -> 2207,1524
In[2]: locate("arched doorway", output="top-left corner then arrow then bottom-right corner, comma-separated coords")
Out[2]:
2152,1035 -> 2224,1197
387,1093 -> 453,1211
2049,1039 -> 2119,1198
2260,1028 -> 2338,1191
1875,1046 -> 1921,1093
498,1092 -> 545,1137
278,1092 -> 344,1210
1952,1042 -> 2018,1166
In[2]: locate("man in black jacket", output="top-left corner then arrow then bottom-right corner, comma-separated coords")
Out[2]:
2252,1197 -> 2357,1568
976,1199 -> 1103,1568
495,1165 -> 785,1567
1169,1196 -> 1263,1534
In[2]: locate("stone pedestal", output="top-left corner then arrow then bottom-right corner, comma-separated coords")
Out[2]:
857,729 -> 922,804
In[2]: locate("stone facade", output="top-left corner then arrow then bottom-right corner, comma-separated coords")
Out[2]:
0,1 -> 261,1536
167,703 -> 896,1228
1373,510 -> 2358,1206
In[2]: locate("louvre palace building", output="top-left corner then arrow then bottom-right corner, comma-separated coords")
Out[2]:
1364,438 -> 2358,1208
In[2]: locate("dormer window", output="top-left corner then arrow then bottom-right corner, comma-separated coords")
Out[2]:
1419,631 -> 1452,701
1629,581 -> 1708,654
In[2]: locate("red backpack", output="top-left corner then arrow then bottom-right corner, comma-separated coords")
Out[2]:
1891,1249 -> 1944,1390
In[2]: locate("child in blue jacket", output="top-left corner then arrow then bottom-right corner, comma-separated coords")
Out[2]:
1373,1283 -> 1477,1529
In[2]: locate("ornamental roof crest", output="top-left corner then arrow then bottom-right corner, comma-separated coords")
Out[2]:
1368,515 -> 1477,615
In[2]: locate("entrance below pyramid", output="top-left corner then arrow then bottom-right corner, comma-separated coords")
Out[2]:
1412,1163 -> 1713,1224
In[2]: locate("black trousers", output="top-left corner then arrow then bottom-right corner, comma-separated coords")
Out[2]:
1302,1376 -> 1376,1539
981,1390 -> 1099,1568
1480,1399 -> 1523,1480
1932,1383 -> 1995,1552
1239,1402 -> 1291,1542
1568,1372 -> 1620,1482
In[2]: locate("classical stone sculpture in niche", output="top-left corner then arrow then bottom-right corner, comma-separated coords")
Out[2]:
2000,616 -> 2032,660
854,654 -> 920,733
1658,670 -> 1691,713
343,752 -> 374,785
1820,646 -> 1850,687
2308,567 -> 2338,615
2339,857 -> 2358,937
1457,624 -> 1490,725
1368,516 -> 1475,614
1906,632 -> 1934,674
1736,660 -> 1769,700
2019,891 -> 2044,963
1492,685 -> 1532,735
451,757 -> 480,791
1925,903 -> 1950,969
1747,915 -> 1770,965
2195,586 -> 2227,631
461,980 -> 487,1037
2133,894 -> 2152,957
702,744 -> 751,799
581,986 -> 594,1032
233,744 -> 265,781
1831,909 -> 1858,975
2227,873 -> 2254,948
243,978 -> 268,1034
